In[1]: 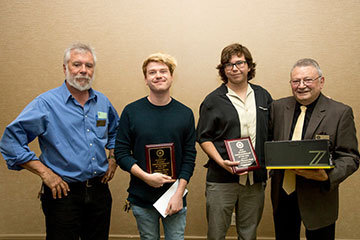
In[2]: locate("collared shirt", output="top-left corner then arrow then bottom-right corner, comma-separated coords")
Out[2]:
0,81 -> 119,182
226,85 -> 257,185
290,96 -> 320,140
226,85 -> 257,147
197,83 -> 272,183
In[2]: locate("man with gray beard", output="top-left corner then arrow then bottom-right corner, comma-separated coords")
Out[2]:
0,43 -> 119,240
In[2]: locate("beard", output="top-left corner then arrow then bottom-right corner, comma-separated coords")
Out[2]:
65,68 -> 94,91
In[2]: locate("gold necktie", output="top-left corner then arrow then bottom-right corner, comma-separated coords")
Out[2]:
282,105 -> 307,195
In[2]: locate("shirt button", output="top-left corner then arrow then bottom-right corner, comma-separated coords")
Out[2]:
92,157 -> 95,161
87,129 -> 90,132
94,171 -> 97,174
85,115 -> 88,118
90,143 -> 93,146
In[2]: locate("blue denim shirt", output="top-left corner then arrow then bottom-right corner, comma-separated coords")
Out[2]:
0,81 -> 119,182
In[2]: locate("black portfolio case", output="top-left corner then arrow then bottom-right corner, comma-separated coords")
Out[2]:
265,139 -> 333,169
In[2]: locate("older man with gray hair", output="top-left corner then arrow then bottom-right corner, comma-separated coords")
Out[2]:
269,58 -> 359,240
0,43 -> 119,239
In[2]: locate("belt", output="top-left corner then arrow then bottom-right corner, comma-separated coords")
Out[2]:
67,176 -> 104,188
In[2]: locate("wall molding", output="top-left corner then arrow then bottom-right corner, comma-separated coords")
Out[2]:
0,234 -> 355,240
0,234 -> 277,240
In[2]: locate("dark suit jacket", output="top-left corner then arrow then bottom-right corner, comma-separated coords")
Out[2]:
269,93 -> 359,230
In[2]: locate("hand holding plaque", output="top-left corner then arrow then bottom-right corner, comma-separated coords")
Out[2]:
145,143 -> 176,178
224,137 -> 260,174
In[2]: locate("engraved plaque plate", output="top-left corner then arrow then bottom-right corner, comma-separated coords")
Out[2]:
145,143 -> 176,178
224,137 -> 260,174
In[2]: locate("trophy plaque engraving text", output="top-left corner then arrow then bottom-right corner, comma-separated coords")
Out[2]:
145,143 -> 176,178
224,137 -> 260,174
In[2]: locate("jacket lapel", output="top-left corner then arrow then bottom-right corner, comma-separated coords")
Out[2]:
304,94 -> 327,139
283,98 -> 295,140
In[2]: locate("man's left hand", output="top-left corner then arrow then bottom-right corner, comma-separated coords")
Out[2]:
293,169 -> 328,181
101,157 -> 117,183
165,194 -> 183,216
223,160 -> 248,176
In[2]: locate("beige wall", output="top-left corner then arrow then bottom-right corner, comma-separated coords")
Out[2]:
0,0 -> 359,239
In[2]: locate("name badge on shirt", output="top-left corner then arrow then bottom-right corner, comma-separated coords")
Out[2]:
96,112 -> 107,127
315,134 -> 330,140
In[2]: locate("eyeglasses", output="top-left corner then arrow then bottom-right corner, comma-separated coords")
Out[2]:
224,60 -> 247,70
290,76 -> 321,86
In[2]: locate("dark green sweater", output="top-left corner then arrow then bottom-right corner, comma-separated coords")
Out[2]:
115,97 -> 196,208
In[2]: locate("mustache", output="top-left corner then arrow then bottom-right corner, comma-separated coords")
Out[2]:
74,75 -> 91,81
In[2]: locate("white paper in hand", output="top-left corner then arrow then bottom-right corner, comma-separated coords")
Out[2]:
153,179 -> 188,218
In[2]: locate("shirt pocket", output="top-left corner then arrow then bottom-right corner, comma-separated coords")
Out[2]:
95,124 -> 108,139
258,105 -> 269,120
95,113 -> 108,139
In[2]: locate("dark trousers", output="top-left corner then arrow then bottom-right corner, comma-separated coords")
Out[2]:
273,189 -> 335,240
40,177 -> 112,240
